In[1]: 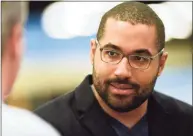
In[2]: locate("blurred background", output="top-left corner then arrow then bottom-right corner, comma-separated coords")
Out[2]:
6,1 -> 192,110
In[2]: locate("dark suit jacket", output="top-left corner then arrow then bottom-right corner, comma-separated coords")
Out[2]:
35,75 -> 193,136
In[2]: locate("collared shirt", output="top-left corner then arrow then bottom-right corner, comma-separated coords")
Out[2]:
108,114 -> 148,136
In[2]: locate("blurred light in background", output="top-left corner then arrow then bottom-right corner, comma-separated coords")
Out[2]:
41,2 -> 192,41
41,2 -> 121,39
149,2 -> 192,41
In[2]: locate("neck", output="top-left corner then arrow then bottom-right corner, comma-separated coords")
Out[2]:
2,55 -> 15,102
92,85 -> 148,129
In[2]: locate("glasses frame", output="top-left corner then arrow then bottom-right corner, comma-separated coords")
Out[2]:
95,39 -> 164,70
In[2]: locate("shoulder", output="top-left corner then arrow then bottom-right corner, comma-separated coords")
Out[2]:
34,91 -> 76,123
35,91 -> 74,116
2,104 -> 60,136
153,91 -> 192,117
34,91 -> 78,135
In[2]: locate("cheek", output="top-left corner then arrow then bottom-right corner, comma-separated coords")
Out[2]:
133,65 -> 158,86
94,55 -> 115,79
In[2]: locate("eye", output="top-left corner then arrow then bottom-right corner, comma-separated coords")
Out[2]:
103,49 -> 120,57
132,56 -> 147,62
107,51 -> 118,56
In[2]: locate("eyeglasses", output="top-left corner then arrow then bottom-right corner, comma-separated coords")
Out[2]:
96,40 -> 164,70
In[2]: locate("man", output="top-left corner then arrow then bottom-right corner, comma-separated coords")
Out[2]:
35,2 -> 193,136
1,1 -> 61,136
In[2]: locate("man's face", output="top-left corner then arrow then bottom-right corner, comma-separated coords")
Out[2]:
90,18 -> 167,112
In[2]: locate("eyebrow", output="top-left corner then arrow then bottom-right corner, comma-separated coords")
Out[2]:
102,43 -> 153,56
102,43 -> 121,51
132,49 -> 153,56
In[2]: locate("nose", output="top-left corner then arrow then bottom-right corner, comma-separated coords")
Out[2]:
114,57 -> 132,79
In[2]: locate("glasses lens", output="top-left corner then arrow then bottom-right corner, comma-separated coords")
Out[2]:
129,55 -> 150,69
101,49 -> 122,64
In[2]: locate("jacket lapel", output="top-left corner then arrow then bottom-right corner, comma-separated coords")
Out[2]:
80,101 -> 118,136
73,75 -> 117,136
147,92 -> 175,136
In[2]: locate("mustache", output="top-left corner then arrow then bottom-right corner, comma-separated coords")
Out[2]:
106,78 -> 140,90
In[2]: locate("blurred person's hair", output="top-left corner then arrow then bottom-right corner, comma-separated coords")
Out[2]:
1,1 -> 29,56
96,2 -> 165,51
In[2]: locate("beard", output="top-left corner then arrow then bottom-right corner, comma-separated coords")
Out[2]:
92,65 -> 158,113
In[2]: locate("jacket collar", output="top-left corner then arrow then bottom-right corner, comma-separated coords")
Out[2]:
147,91 -> 175,136
73,75 -> 117,136
74,75 -> 95,113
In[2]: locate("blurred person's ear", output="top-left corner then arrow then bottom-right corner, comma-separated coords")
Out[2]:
90,39 -> 97,65
158,51 -> 168,76
9,23 -> 24,59
2,23 -> 24,101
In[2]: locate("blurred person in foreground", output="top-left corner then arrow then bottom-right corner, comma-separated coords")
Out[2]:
35,2 -> 192,136
1,1 -> 61,136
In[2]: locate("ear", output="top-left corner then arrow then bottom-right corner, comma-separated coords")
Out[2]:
9,23 -> 24,58
157,51 -> 168,76
90,39 -> 97,65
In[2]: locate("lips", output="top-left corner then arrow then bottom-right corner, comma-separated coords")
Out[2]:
110,83 -> 133,90
109,82 -> 135,95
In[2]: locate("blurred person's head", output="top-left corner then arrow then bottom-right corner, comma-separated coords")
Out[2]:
90,2 -> 168,113
1,1 -> 29,101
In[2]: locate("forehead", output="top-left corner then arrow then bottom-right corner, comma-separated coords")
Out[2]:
101,18 -> 157,54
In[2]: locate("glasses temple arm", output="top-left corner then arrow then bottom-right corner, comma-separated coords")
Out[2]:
150,48 -> 164,59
